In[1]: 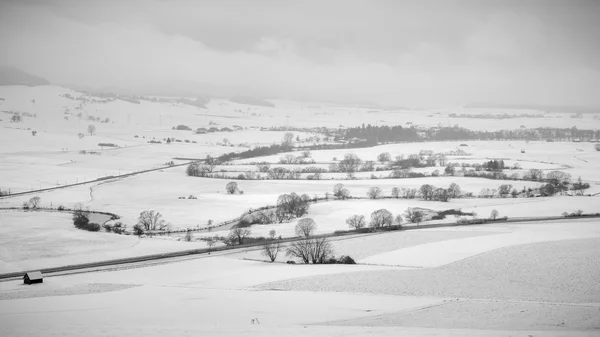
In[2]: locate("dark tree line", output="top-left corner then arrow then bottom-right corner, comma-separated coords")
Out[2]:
343,125 -> 600,143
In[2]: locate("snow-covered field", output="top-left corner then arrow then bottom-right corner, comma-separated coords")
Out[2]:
200,196 -> 600,239
2,219 -> 600,336
0,210 -> 208,273
0,168 -> 553,230
2,84 -> 600,335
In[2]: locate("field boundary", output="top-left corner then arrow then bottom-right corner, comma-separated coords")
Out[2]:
0,160 -> 198,198
1,215 -> 598,281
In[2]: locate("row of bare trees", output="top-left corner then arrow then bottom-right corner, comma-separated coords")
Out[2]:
260,217 -> 335,264
346,207 -> 425,231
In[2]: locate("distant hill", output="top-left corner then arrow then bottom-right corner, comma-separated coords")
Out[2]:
229,96 -> 275,108
0,66 -> 50,86
176,97 -> 209,109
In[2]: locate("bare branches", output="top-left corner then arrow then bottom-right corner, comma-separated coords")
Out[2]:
262,241 -> 281,262
295,218 -> 317,237
138,210 -> 168,231
286,238 -> 333,264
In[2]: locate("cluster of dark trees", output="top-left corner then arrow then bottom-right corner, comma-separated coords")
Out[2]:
345,124 -> 420,144
186,155 -> 219,177
72,205 -> 100,232
173,124 -> 192,131
418,184 -> 454,202
481,160 -> 506,171
218,144 -> 292,162
342,125 -> 600,143
275,193 -> 311,222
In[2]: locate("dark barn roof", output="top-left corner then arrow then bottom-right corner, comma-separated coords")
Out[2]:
24,271 -> 43,284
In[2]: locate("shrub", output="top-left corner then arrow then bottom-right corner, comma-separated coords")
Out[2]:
226,181 -> 239,194
86,223 -> 101,231
337,255 -> 356,264
73,210 -> 89,228
112,222 -> 126,234
102,223 -> 113,232
323,255 -> 357,264
133,224 -> 145,236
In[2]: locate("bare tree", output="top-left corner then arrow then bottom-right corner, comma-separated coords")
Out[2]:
206,236 -> 216,250
138,210 -> 168,231
394,214 -> 404,226
286,239 -> 312,263
337,153 -> 362,174
283,132 -> 294,146
404,207 -> 424,225
498,184 -> 513,197
333,183 -> 350,199
279,154 -> 296,164
256,163 -> 271,172
28,196 -> 41,208
377,152 -> 391,163
419,184 -> 435,200
229,227 -> 252,245
391,187 -> 400,198
295,218 -> 317,237
269,229 -> 277,239
346,214 -> 366,229
286,238 -> 333,264
448,183 -> 461,198
367,186 -> 383,199
528,169 -> 544,181
87,124 -> 96,135
490,209 -> 499,220
370,209 -> 393,228
204,155 -> 218,173
309,237 -> 334,264
277,192 -> 310,219
262,241 -> 281,262
226,181 -> 239,194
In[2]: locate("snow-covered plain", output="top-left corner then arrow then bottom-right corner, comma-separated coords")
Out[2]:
0,210 -> 208,273
2,85 -> 600,335
198,195 -> 600,239
2,220 -> 600,336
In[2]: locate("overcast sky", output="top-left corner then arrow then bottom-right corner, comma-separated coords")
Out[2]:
1,0 -> 599,107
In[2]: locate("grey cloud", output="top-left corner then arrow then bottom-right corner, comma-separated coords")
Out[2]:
1,0 -> 599,107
